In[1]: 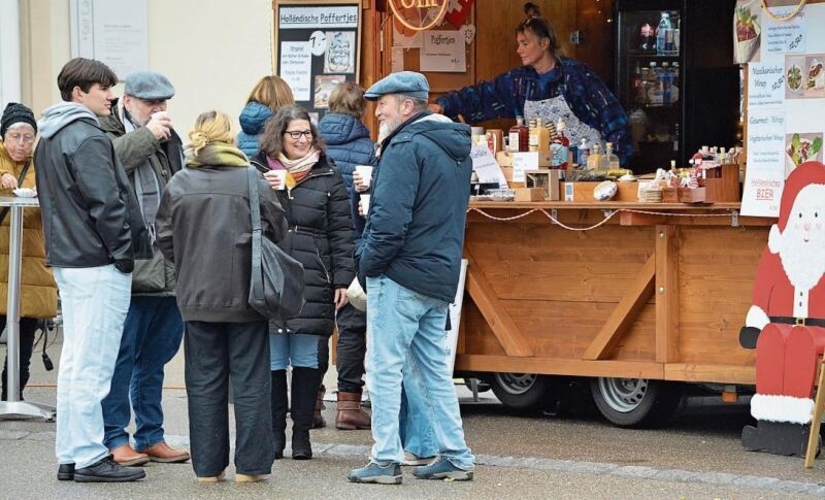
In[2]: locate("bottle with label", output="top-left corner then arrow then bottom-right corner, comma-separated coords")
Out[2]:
604,142 -> 620,172
529,117 -> 550,152
509,116 -> 529,152
587,142 -> 602,171
550,119 -> 569,169
577,137 -> 591,166
647,62 -> 661,106
656,12 -> 672,56
527,118 -> 538,152
660,62 -> 672,107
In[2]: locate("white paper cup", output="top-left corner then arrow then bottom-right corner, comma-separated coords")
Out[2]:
360,194 -> 371,215
270,170 -> 287,190
355,165 -> 374,188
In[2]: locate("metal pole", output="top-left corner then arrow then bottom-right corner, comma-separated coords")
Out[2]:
6,206 -> 23,402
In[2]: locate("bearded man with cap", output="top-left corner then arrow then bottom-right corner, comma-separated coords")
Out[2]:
0,103 -> 58,402
98,71 -> 189,465
346,71 -> 475,484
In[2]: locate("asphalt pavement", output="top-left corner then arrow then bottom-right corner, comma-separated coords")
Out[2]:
3,334 -> 825,499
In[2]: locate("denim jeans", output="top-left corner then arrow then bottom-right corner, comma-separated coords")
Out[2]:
269,332 -> 325,370
102,296 -> 184,450
185,320 -> 273,477
400,387 -> 438,458
53,265 -> 132,469
365,275 -> 474,470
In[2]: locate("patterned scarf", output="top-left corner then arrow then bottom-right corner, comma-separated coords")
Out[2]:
278,147 -> 319,182
185,142 -> 249,168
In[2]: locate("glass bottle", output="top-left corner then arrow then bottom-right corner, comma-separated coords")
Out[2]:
656,12 -> 672,56
550,119 -> 569,169
587,143 -> 602,171
605,142 -> 620,172
577,137 -> 591,167
509,116 -> 529,152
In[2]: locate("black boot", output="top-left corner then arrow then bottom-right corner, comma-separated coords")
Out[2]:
742,420 -> 817,457
270,370 -> 288,460
291,367 -> 322,460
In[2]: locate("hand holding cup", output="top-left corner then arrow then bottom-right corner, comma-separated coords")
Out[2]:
264,169 -> 287,190
353,165 -> 373,192
147,111 -> 172,141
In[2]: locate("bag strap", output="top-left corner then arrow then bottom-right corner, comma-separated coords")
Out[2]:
0,159 -> 33,225
246,167 -> 265,302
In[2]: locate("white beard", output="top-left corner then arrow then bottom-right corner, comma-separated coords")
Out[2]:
779,239 -> 825,292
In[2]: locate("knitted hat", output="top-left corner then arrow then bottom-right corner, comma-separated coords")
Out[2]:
1,103 -> 37,138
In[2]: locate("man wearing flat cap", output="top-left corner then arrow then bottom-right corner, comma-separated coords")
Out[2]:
99,70 -> 189,466
347,71 -> 476,484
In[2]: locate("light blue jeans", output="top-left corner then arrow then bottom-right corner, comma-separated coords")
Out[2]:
365,275 -> 474,470
269,332 -> 324,370
54,265 -> 132,469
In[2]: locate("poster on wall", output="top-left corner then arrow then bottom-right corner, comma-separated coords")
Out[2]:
69,0 -> 148,79
742,1 -> 825,217
274,1 -> 360,121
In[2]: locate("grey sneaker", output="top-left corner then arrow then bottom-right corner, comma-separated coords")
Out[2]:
413,457 -> 474,481
401,452 -> 435,466
347,461 -> 402,484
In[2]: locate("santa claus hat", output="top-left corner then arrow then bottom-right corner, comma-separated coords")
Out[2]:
776,161 -> 825,232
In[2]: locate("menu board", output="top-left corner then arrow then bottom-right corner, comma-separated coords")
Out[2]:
274,0 -> 361,121
742,1 -> 825,216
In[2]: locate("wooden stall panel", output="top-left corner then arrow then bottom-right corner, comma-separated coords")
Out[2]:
463,296 -> 656,363
465,221 -> 655,303
676,227 -> 767,367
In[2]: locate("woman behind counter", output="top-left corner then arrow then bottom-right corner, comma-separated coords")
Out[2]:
430,2 -> 632,164
0,103 -> 57,402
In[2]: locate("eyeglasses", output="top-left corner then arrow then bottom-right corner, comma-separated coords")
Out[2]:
285,130 -> 313,140
5,133 -> 36,145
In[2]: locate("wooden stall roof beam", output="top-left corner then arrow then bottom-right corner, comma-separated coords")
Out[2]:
464,254 -> 534,358
656,225 -> 680,363
583,253 -> 656,361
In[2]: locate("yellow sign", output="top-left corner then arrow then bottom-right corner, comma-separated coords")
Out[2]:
388,0 -> 448,32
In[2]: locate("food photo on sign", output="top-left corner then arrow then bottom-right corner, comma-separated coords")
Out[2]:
734,0 -> 761,63
785,132 -> 823,177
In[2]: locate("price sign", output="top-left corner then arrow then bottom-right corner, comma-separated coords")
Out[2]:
420,30 -> 466,72
765,8 -> 806,55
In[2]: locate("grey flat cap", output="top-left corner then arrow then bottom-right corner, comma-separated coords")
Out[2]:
364,71 -> 429,101
124,71 -> 175,100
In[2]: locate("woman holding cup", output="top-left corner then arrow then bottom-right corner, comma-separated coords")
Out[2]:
252,105 -> 355,460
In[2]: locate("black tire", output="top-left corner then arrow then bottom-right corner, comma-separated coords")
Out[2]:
589,377 -> 683,428
490,373 -> 552,412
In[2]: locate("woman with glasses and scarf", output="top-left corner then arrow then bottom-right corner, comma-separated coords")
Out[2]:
430,2 -> 632,165
252,105 -> 354,460
0,103 -> 58,402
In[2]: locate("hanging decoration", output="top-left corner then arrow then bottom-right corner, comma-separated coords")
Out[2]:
760,0 -> 807,22
445,0 -> 475,29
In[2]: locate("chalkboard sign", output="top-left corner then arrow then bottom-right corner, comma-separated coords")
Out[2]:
274,0 -> 362,122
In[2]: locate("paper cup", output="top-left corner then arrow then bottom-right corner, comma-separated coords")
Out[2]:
270,170 -> 287,190
360,194 -> 371,215
355,165 -> 374,188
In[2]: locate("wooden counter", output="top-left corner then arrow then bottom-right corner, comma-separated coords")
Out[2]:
457,201 -> 771,386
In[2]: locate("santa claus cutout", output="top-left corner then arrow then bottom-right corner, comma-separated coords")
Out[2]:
740,160 -> 825,456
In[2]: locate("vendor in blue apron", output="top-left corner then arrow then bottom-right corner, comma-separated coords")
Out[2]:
429,2 -> 632,166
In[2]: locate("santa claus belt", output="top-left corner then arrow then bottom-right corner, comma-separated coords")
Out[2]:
770,316 -> 825,327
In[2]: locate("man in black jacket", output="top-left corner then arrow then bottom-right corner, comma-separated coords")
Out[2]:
34,58 -> 148,483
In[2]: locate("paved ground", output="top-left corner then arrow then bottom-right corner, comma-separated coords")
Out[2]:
3,335 -> 825,499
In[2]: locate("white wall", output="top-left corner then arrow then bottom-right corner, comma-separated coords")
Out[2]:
0,0 -> 22,106
24,0 -> 274,137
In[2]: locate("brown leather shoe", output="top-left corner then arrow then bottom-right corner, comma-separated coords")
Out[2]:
335,391 -> 371,430
138,442 -> 191,463
110,444 -> 150,466
313,384 -> 327,429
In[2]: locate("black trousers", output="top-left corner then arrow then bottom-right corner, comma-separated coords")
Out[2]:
1,316 -> 39,400
184,320 -> 274,477
335,303 -> 367,393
